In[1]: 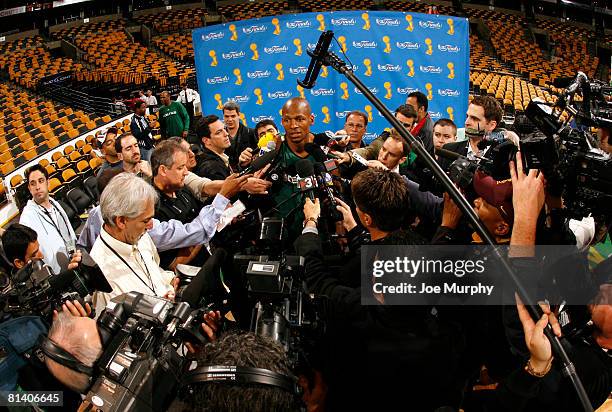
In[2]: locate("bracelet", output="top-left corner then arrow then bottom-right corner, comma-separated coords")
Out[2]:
303,216 -> 318,228
525,357 -> 553,377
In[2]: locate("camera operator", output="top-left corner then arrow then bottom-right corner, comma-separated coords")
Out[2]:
294,168 -> 465,410
20,164 -> 78,275
173,331 -> 300,412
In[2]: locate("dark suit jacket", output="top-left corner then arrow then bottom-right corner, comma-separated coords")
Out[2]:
195,147 -> 231,181
226,123 -> 257,169
130,114 -> 154,150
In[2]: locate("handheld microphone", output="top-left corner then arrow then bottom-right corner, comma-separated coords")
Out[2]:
314,163 -> 343,221
259,140 -> 276,156
349,151 -> 370,167
298,30 -> 334,89
239,147 -> 279,177
257,132 -> 276,149
295,159 -> 317,201
435,147 -> 464,161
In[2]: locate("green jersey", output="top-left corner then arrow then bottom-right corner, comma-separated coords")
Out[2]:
158,101 -> 190,138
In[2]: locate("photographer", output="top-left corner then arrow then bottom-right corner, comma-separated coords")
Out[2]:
294,168 -> 466,410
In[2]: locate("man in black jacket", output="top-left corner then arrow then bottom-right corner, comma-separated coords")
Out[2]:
195,114 -> 232,180
439,95 -> 503,172
131,100 -> 155,161
295,168 -> 467,411
222,101 -> 258,169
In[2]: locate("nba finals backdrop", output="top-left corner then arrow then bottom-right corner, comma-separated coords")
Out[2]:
193,11 -> 469,143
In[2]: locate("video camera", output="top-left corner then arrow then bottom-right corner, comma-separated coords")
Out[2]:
80,292 -> 209,412
0,251 -> 111,319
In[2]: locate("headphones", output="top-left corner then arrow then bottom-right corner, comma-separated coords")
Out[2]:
38,335 -> 94,376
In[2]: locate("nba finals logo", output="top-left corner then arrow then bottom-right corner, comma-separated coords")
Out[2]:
209,50 -> 218,66
275,63 -> 284,80
362,12 -> 370,30
239,112 -> 247,126
229,24 -> 238,41
321,66 -> 329,78
447,107 -> 454,121
405,14 -> 414,32
338,36 -> 347,53
340,82 -> 349,100
425,38 -> 433,55
272,17 -> 281,35
233,68 -> 242,85
447,18 -> 454,35
214,93 -> 223,110
254,88 -> 263,105
425,83 -> 433,100
363,58 -> 372,76
321,106 -> 330,124
316,14 -> 325,31
364,105 -> 373,122
382,36 -> 391,54
297,84 -> 305,98
250,43 -> 259,60
293,38 -> 302,56
406,59 -> 415,77
383,82 -> 392,100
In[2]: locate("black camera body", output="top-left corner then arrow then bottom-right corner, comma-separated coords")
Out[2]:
83,292 -> 208,412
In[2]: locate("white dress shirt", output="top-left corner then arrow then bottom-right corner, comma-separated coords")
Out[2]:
90,228 -> 174,316
178,88 -> 200,104
146,95 -> 158,106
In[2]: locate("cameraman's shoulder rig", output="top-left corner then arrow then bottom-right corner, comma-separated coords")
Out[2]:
0,316 -> 48,391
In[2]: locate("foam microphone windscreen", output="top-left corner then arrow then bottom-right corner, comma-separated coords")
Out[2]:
304,142 -> 326,162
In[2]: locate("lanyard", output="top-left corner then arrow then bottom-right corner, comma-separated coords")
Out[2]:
100,235 -> 157,295
38,203 -> 71,245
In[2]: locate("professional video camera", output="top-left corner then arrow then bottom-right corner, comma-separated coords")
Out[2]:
80,292 -> 208,412
0,251 -> 111,318
233,217 -> 325,369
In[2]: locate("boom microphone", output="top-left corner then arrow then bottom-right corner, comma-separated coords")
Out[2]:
298,30 -> 334,89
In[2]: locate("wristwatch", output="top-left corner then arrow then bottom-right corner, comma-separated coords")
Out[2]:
303,216 -> 318,228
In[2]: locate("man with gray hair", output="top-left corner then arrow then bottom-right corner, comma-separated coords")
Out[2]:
90,173 -> 178,314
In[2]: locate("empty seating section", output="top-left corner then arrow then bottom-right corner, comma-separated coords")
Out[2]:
154,34 -> 195,62
469,35 -> 505,73
74,30 -> 194,86
383,0 -> 455,15
51,19 -> 127,41
0,82 -> 102,176
133,8 -> 207,33
218,1 -> 289,21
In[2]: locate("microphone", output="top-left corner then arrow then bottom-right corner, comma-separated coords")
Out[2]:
180,248 -> 227,308
313,163 -> 343,221
304,142 -> 326,162
349,151 -> 370,167
259,140 -> 276,156
298,30 -> 334,89
435,147 -> 464,161
238,146 -> 279,177
295,159 -> 317,201
257,132 -> 276,149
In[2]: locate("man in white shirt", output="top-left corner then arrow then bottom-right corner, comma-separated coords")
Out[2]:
177,84 -> 200,123
20,165 -> 77,274
90,173 -> 177,315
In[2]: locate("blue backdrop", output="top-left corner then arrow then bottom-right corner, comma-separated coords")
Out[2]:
193,11 -> 469,143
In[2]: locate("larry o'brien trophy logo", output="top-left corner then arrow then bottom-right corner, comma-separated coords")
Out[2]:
321,106 -> 331,123
337,35 -> 347,53
364,105 -> 373,122
405,14 -> 414,32
425,83 -> 433,100
447,18 -> 454,35
233,68 -> 242,85
384,82 -> 392,100
250,44 -> 259,60
254,88 -> 263,105
321,66 -> 328,78
275,63 -> 284,80
272,17 -> 281,35
406,59 -> 415,77
340,82 -> 349,100
447,107 -> 454,121
382,36 -> 391,54
229,24 -> 238,41
293,38 -> 302,56
214,93 -> 223,109
209,50 -> 218,66
317,14 -> 325,31
362,12 -> 370,30
363,58 -> 372,76
240,112 -> 247,126
296,84 -> 305,98
447,62 -> 455,79
425,38 -> 433,55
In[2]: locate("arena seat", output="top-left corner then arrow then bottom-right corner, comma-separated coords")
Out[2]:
133,8 -> 207,34
154,34 -> 195,62
218,1 -> 289,21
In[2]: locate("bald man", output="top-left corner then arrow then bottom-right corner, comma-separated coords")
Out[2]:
158,91 -> 190,139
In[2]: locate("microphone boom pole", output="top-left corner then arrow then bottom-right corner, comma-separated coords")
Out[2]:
298,30 -> 594,412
